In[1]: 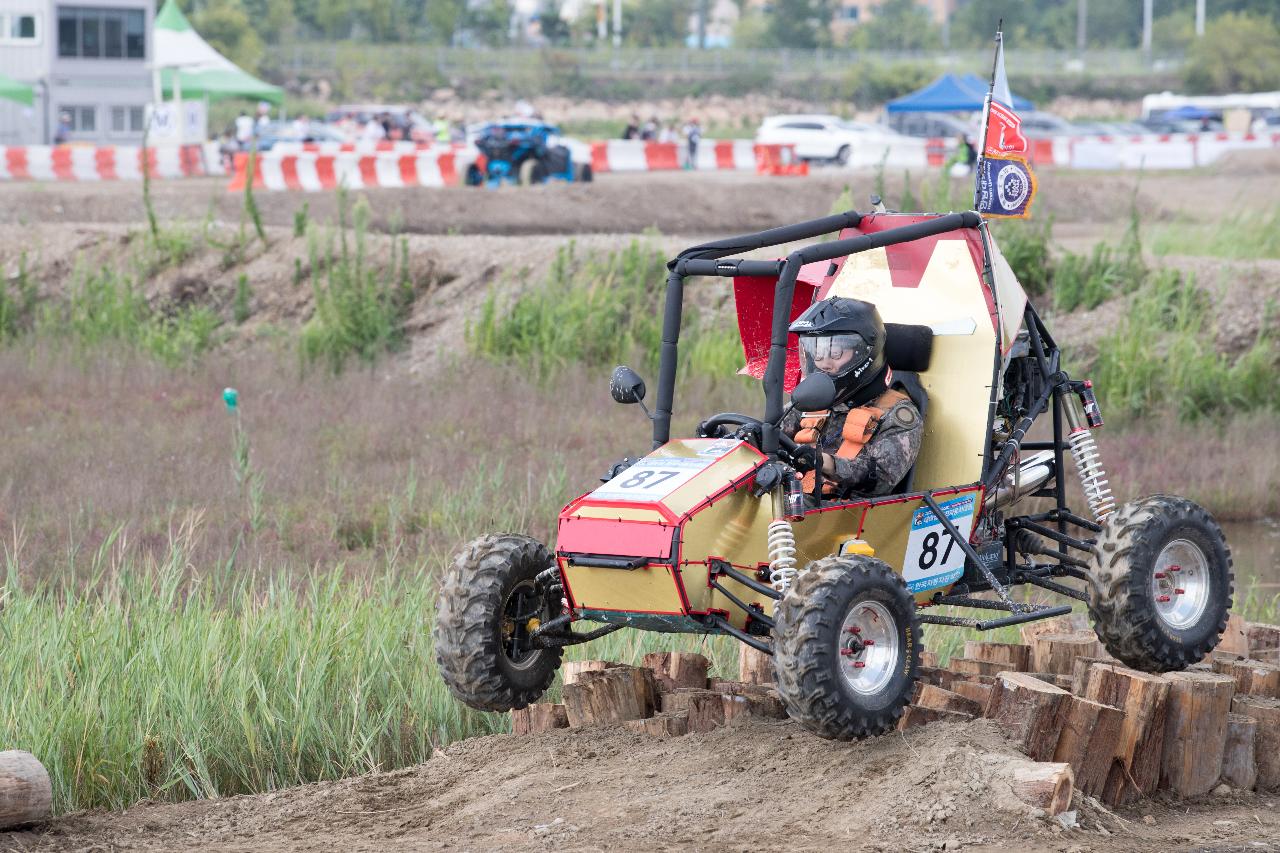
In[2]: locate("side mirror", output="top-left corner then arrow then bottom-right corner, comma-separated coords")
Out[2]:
610,365 -> 647,405
791,372 -> 837,412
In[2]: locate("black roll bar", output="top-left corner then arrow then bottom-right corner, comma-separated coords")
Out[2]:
654,210 -> 982,451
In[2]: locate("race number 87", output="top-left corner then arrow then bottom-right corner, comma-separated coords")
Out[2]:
620,470 -> 680,490
918,529 -> 956,570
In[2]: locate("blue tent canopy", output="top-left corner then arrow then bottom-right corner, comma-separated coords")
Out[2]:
886,73 -> 1034,114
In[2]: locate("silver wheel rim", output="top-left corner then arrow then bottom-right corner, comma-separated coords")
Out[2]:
837,600 -> 899,696
1151,538 -> 1211,630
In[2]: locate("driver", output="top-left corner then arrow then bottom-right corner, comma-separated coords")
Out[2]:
781,297 -> 923,499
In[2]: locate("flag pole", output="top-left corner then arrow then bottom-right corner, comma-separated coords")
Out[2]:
973,21 -> 1003,210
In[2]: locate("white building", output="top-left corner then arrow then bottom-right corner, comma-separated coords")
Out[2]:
0,0 -> 154,144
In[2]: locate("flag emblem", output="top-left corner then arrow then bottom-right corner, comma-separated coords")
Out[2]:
977,156 -> 1037,219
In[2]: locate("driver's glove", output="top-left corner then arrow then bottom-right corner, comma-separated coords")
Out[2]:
602,456 -> 640,483
789,445 -> 820,473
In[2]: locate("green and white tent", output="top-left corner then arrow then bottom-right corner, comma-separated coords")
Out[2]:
153,0 -> 282,104
0,72 -> 33,107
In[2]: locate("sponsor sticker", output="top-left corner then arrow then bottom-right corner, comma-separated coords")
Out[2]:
901,494 -> 977,593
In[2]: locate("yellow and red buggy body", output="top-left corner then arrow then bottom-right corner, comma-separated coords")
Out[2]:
555,213 -> 1030,636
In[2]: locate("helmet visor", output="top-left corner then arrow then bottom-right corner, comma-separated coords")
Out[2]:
799,333 -> 873,380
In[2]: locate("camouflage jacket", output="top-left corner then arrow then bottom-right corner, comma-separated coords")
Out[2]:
780,395 -> 923,498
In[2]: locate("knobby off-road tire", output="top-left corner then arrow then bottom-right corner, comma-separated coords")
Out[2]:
433,534 -> 563,712
772,555 -> 921,740
518,157 -> 548,186
1088,495 -> 1233,672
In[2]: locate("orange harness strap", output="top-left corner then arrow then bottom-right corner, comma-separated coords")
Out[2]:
798,389 -> 909,495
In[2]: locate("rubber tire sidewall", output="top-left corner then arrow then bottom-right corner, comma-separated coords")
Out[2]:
518,157 -> 548,185
1088,495 -> 1234,672
834,145 -> 851,166
433,534 -> 563,711
773,556 -> 920,740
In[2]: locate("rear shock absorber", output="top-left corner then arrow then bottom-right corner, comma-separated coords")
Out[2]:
1065,383 -> 1115,523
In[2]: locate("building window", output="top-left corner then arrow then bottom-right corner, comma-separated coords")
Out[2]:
110,105 -> 145,133
62,105 -> 96,132
56,7 -> 145,59
0,13 -> 41,42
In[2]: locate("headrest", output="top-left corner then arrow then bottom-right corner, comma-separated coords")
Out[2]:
885,323 -> 933,373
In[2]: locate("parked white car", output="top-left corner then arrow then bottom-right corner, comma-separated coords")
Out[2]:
755,114 -> 900,165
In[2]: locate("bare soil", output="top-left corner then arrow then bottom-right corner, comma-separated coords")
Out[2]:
7,718 -> 1279,852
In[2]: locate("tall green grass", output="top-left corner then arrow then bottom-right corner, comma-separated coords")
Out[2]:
299,192 -> 418,373
1150,205 -> 1280,260
469,239 -> 743,379
1091,270 -> 1278,421
0,531 -> 737,814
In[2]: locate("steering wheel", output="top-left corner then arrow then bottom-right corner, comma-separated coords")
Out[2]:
696,413 -> 801,459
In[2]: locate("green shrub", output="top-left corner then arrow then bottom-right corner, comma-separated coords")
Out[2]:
0,252 -> 37,339
1151,205 -> 1280,260
991,219 -> 1052,298
234,273 -> 252,324
298,191 -> 417,373
469,240 -> 742,379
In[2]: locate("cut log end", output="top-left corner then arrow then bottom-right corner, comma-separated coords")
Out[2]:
1007,760 -> 1074,816
0,750 -> 52,830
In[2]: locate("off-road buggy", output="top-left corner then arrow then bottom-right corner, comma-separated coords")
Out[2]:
434,208 -> 1233,740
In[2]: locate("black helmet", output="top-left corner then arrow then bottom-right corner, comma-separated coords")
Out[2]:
788,297 -> 888,406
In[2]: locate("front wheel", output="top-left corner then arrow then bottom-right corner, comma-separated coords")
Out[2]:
1088,495 -> 1233,672
433,534 -> 563,711
773,555 -> 920,740
518,157 -> 548,186
834,145 -> 851,166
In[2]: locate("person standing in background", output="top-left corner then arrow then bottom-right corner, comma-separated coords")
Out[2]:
682,117 -> 701,169
53,111 -> 72,144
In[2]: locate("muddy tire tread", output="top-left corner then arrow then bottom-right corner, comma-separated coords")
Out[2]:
772,556 -> 920,740
1087,494 -> 1233,673
433,533 -> 562,712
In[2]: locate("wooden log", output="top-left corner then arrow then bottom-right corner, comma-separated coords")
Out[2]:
1215,613 -> 1251,657
897,705 -> 972,731
1160,671 -> 1235,797
661,688 -> 726,733
1070,656 -> 1115,696
949,657 -> 1018,678
916,684 -> 982,718
721,691 -> 787,722
1248,622 -> 1280,653
1020,613 -> 1088,646
985,672 -> 1071,761
1031,633 -> 1105,676
918,665 -> 957,690
643,652 -> 711,693
737,645 -> 776,686
562,660 -> 620,686
1051,696 -> 1125,797
1212,658 -> 1280,699
1027,672 -> 1074,690
920,650 -> 940,668
0,751 -> 52,830
951,680 -> 994,712
1255,648 -> 1280,665
1005,760 -> 1074,816
1082,663 -> 1171,805
1232,695 -> 1280,790
963,641 -> 1032,672
1220,713 -> 1258,791
625,712 -> 689,737
511,703 -> 569,735
563,665 -> 657,727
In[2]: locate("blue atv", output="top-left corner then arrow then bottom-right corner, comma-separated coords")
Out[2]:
465,120 -> 592,187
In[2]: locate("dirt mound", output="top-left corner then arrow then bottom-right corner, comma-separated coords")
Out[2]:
13,718 -> 1277,851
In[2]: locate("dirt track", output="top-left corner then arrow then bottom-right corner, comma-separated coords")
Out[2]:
9,719 -> 1279,852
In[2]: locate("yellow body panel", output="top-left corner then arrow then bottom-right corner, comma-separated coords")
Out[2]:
573,505 -> 667,522
560,562 -> 688,614
827,239 -> 996,492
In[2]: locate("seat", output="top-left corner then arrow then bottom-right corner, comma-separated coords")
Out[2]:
883,323 -> 934,493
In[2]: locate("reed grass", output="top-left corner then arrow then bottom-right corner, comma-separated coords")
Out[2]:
1150,205 -> 1280,260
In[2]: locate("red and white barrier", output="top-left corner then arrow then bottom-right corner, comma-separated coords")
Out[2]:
226,148 -> 476,191
1033,131 -> 1280,170
585,139 -> 757,173
0,143 -> 221,181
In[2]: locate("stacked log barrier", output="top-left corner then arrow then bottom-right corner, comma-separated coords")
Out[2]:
0,751 -> 52,830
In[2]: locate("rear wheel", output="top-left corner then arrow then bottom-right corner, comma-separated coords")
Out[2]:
433,534 -> 563,711
518,157 -> 548,186
1088,495 -> 1233,672
574,162 -> 594,183
773,555 -> 920,740
464,163 -> 484,186
834,145 -> 851,166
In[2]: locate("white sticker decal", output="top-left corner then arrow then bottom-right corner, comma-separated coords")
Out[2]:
589,456 -> 716,503
696,438 -> 742,457
902,494 -> 978,593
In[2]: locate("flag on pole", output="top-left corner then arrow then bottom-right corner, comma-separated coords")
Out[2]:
974,27 -> 1037,219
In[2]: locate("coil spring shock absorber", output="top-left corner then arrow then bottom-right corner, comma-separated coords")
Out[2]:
1065,382 -> 1115,523
768,471 -> 805,594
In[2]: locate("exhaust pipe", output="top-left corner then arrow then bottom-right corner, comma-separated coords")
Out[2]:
985,450 -> 1055,510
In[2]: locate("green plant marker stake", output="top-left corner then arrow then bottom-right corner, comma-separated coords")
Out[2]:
223,387 -> 238,412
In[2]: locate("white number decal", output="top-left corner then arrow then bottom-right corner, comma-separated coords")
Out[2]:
902,494 -> 977,593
